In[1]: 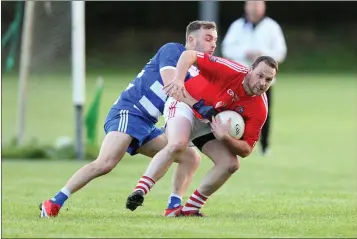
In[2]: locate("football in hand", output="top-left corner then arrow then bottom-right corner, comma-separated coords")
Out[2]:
216,110 -> 245,139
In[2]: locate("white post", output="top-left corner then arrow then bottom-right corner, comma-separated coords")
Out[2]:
199,0 -> 219,22
17,1 -> 36,146
199,1 -> 220,53
71,1 -> 86,160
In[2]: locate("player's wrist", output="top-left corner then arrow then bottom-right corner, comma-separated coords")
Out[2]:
174,71 -> 187,83
220,133 -> 231,141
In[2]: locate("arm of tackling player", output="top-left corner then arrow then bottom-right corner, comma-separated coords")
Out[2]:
159,48 -> 200,106
158,43 -> 183,86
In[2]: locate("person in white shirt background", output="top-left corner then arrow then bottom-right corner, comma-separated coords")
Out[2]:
221,0 -> 287,156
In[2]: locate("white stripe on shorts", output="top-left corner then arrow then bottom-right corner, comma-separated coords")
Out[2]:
118,110 -> 129,133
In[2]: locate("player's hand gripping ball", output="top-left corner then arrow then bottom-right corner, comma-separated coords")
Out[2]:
216,110 -> 245,139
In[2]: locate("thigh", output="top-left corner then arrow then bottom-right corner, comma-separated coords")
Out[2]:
191,118 -> 212,141
138,132 -> 201,164
201,139 -> 239,166
192,133 -> 216,152
163,97 -> 194,144
163,97 -> 195,128
96,131 -> 133,165
137,132 -> 167,158
190,117 -> 216,151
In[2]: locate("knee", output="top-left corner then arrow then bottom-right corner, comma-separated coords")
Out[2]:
167,140 -> 189,155
185,148 -> 201,168
174,147 -> 201,169
90,157 -> 117,176
219,157 -> 240,175
228,159 -> 240,174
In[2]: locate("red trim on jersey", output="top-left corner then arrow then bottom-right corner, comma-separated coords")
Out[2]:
261,93 -> 268,112
216,58 -> 249,74
196,52 -> 204,58
196,51 -> 249,73
195,52 -> 249,85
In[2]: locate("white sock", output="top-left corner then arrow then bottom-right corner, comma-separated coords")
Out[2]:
61,187 -> 71,197
169,192 -> 182,200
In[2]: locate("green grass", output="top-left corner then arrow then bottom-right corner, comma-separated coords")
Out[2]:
2,72 -> 357,238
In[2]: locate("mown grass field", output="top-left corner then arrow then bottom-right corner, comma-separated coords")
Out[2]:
2,72 -> 357,238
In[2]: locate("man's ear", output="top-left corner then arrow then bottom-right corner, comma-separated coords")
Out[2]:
187,35 -> 196,45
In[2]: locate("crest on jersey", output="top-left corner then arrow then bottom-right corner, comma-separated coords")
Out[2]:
227,89 -> 239,102
235,106 -> 244,114
209,56 -> 218,62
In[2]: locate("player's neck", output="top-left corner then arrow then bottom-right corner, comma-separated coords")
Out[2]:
243,77 -> 254,96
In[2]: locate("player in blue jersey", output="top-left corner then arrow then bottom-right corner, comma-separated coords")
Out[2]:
39,20 -> 218,218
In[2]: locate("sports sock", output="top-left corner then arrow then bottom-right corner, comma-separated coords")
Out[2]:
182,189 -> 208,213
167,193 -> 182,209
134,175 -> 155,195
50,187 -> 71,207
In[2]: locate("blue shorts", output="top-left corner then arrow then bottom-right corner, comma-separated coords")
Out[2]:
104,108 -> 163,155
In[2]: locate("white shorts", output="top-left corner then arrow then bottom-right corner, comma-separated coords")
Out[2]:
163,97 -> 212,140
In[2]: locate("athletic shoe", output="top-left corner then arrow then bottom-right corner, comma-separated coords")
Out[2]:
39,200 -> 61,218
164,205 -> 183,217
126,190 -> 144,211
180,209 -> 205,217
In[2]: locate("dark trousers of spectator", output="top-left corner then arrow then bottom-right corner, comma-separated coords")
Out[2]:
260,87 -> 271,153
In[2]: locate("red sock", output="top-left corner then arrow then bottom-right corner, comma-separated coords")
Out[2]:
134,175 -> 155,195
182,189 -> 208,213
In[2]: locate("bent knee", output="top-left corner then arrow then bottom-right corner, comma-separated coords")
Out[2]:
167,140 -> 189,155
228,159 -> 240,174
217,157 -> 240,174
177,147 -> 201,165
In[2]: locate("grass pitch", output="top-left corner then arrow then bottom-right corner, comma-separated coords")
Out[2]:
2,72 -> 357,238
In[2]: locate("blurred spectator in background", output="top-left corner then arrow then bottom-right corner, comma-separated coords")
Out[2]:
221,0 -> 287,156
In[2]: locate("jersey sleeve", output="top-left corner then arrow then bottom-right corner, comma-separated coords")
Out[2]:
241,101 -> 268,148
196,52 -> 249,83
158,43 -> 184,72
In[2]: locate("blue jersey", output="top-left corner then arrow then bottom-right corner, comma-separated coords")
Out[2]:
112,42 -> 197,123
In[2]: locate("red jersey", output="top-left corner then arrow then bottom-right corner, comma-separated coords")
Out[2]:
184,52 -> 268,147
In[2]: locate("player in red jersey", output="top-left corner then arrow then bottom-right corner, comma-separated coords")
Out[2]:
126,50 -> 278,216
